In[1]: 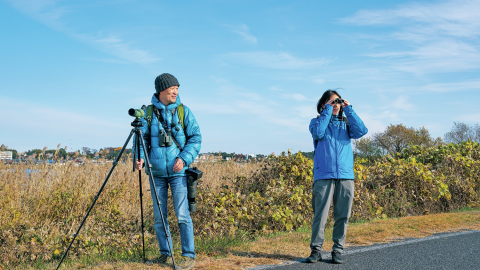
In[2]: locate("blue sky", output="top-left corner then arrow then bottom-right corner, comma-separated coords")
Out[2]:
1,0 -> 479,155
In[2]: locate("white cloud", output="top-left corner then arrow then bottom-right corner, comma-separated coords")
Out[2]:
379,110 -> 399,121
269,86 -> 284,92
0,96 -> 128,152
0,97 -> 124,132
75,33 -> 161,64
228,24 -> 257,44
392,95 -> 414,111
281,93 -> 312,102
340,0 -> 480,74
456,113 -> 480,123
355,111 -> 385,135
223,51 -> 328,70
311,77 -> 325,84
6,0 -> 160,64
380,80 -> 480,93
187,103 -> 243,115
7,0 -> 67,29
188,79 -> 311,131
239,92 -> 263,101
419,80 -> 480,92
294,106 -> 317,118
340,0 -> 480,33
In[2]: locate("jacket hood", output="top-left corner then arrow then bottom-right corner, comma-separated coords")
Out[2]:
151,93 -> 182,111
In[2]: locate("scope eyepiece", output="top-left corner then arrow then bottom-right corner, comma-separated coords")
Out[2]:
128,108 -> 145,118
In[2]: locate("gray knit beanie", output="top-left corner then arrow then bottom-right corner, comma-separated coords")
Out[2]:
155,73 -> 180,94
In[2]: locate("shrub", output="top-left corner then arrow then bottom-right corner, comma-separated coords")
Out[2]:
1,142 -> 479,267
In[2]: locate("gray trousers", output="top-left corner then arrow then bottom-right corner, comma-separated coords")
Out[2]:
310,179 -> 354,253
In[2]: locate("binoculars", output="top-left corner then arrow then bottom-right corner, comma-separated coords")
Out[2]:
159,129 -> 173,147
332,98 -> 344,104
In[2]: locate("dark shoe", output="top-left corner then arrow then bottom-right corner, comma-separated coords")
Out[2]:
331,250 -> 343,264
177,256 -> 195,269
145,254 -> 172,265
306,250 -> 322,263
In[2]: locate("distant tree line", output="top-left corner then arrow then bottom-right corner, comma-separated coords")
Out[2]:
299,122 -> 479,163
353,122 -> 480,164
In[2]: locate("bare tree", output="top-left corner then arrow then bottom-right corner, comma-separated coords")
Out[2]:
81,147 -> 91,155
444,122 -> 480,143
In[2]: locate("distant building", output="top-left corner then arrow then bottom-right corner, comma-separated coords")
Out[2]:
0,151 -> 13,160
196,154 -> 222,162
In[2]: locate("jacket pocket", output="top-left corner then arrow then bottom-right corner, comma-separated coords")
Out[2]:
315,141 -> 334,173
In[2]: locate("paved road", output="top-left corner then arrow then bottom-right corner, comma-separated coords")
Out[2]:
249,230 -> 480,270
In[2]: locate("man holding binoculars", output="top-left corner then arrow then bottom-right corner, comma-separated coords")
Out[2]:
134,73 -> 202,269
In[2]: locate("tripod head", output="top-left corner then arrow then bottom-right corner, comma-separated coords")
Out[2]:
131,117 -> 143,127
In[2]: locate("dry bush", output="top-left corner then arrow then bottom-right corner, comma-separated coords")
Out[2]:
195,160 -> 264,190
1,142 -> 479,268
0,160 -> 155,266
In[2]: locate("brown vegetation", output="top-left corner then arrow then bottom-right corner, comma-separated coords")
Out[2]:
1,140 -> 480,268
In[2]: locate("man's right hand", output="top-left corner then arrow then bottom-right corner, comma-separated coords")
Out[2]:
135,158 -> 144,170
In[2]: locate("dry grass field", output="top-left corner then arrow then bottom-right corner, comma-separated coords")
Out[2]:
0,157 -> 266,269
1,141 -> 479,269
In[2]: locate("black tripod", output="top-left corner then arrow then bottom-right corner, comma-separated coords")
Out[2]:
56,115 -> 177,269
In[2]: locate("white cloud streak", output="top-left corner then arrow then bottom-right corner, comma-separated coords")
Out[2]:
281,93 -> 313,102
188,79 -> 313,131
456,113 -> 480,123
223,51 -> 328,70
0,96 -> 128,151
377,80 -> 480,93
228,24 -> 257,44
392,95 -> 414,111
75,33 -> 161,64
340,0 -> 480,74
6,0 -> 160,64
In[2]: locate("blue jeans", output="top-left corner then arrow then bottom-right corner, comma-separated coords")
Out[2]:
149,175 -> 195,258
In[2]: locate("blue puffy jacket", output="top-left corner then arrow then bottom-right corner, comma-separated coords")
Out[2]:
134,94 -> 202,177
309,105 -> 368,181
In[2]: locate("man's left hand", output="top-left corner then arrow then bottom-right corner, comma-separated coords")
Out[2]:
173,158 -> 184,172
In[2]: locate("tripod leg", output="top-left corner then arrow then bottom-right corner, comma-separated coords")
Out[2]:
137,129 -> 177,269
56,130 -> 135,270
135,134 -> 146,261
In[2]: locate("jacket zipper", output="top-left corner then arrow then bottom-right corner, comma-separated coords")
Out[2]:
335,117 -> 340,179
164,108 -> 170,177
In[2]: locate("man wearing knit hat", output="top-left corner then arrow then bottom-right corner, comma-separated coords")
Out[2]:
134,73 -> 201,269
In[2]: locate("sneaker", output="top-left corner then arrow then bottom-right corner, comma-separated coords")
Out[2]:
305,250 -> 322,263
145,254 -> 172,265
177,256 -> 195,269
331,250 -> 343,264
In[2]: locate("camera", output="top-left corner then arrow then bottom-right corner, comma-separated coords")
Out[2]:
186,167 -> 203,212
332,98 -> 344,104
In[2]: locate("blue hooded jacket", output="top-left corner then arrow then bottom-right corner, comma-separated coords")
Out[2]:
134,94 -> 202,177
309,105 -> 368,181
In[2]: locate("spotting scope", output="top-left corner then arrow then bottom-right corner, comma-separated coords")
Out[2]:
128,108 -> 145,118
